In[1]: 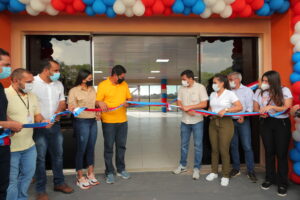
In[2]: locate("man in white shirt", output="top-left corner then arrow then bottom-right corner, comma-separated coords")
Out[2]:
228,72 -> 257,182
173,70 -> 208,180
31,59 -> 73,200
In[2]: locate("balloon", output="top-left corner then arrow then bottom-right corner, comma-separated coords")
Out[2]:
106,6 -> 116,17
290,148 -> 300,162
291,34 -> 300,45
9,0 -> 25,12
290,171 -> 300,184
277,0 -> 289,14
66,3 -> 75,13
293,52 -> 300,63
239,4 -> 252,17
291,73 -> 300,84
52,0 -> 66,11
294,162 -> 300,176
162,0 -> 174,6
294,2 -> 300,15
223,0 -> 234,3
19,0 -> 30,4
200,7 -> 211,18
292,16 -> 300,29
163,6 -> 171,15
83,0 -> 94,5
182,0 -> 196,7
295,41 -> 300,53
296,142 -> 300,152
85,5 -> 95,15
295,22 -> 300,34
132,0 -> 145,16
113,0 -> 125,14
294,62 -> 300,74
122,0 -> 135,7
211,0 -> 225,14
293,130 -> 300,142
26,5 -> 39,15
73,0 -> 86,11
220,5 -> 232,18
255,3 -> 269,16
0,2 -> 6,11
102,0 -> 114,6
203,0 -> 216,7
46,4 -> 59,15
292,81 -> 300,95
142,0 -> 155,7
125,7 -> 133,16
172,0 -> 184,13
250,0 -> 263,10
231,0 -> 246,12
144,7 -> 152,15
92,0 -> 106,14
269,0 -> 284,10
191,0 -> 205,15
152,0 -> 165,14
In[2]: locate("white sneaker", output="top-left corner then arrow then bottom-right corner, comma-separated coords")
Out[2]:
173,165 -> 187,174
221,177 -> 229,186
206,173 -> 218,181
192,168 -> 200,180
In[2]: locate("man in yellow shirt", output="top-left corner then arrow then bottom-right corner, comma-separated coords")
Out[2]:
5,69 -> 50,200
96,65 -> 132,184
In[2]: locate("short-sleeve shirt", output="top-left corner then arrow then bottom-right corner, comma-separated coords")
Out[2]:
0,83 -> 9,146
210,89 -> 239,113
253,87 -> 292,119
5,86 -> 40,152
231,84 -> 254,119
178,82 -> 209,124
31,75 -> 65,119
68,85 -> 96,119
96,78 -> 132,123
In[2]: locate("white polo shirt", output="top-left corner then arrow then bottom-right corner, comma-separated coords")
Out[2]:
31,75 -> 65,119
210,89 -> 239,113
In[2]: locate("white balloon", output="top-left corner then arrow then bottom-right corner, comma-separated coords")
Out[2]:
122,0 -> 135,7
200,8 -> 212,18
30,0 -> 46,12
295,22 -> 300,34
19,0 -> 30,4
293,130 -> 300,142
220,4 -> 231,18
291,34 -> 300,45
113,0 -> 126,14
125,8 -> 134,17
294,41 -> 300,52
40,0 -> 51,3
26,5 -> 40,16
46,4 -> 59,15
212,0 -> 226,14
132,0 -> 145,16
224,0 -> 235,4
203,0 -> 217,7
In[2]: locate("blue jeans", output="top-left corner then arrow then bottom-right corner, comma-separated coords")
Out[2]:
180,121 -> 204,169
7,145 -> 37,200
230,118 -> 255,173
74,118 -> 98,171
34,123 -> 65,193
102,122 -> 128,175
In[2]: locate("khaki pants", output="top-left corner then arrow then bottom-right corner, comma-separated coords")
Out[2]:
209,116 -> 234,178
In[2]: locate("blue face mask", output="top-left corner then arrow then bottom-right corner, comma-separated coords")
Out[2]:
50,72 -> 60,81
0,66 -> 11,79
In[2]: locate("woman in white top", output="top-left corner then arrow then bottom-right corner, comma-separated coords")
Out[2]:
253,70 -> 292,197
205,74 -> 242,186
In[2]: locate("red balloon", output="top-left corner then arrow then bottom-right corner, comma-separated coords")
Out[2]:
290,171 -> 300,184
163,7 -> 172,16
231,0 -> 246,13
245,0 -> 254,3
229,12 -> 238,19
142,0 -> 155,7
251,0 -> 264,10
66,4 -> 76,14
73,0 -> 86,12
294,2 -> 300,16
61,0 -> 73,4
144,7 -> 153,16
292,15 -> 300,28
162,0 -> 175,7
239,5 -> 252,17
152,0 -> 165,15
51,0 -> 66,11
292,82 -> 300,95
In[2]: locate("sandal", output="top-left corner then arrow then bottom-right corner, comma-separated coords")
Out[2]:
87,173 -> 100,186
76,176 -> 91,190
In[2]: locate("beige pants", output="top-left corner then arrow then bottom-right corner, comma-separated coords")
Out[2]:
209,116 -> 234,178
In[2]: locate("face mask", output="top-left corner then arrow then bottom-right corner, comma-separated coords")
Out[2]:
182,80 -> 189,87
229,81 -> 236,89
117,77 -> 124,84
86,80 -> 93,86
21,83 -> 33,93
50,72 -> 60,81
0,66 -> 11,79
261,83 -> 270,91
212,83 -> 220,92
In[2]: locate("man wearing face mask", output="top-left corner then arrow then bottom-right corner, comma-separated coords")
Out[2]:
0,49 -> 23,200
228,72 -> 257,182
96,65 -> 132,184
31,59 -> 73,200
173,70 -> 208,180
5,68 -> 51,200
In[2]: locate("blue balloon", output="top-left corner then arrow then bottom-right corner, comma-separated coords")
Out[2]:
290,149 -> 300,162
269,0 -> 284,11
183,7 -> 191,15
256,4 -> 270,16
294,162 -> 300,176
290,72 -> 300,83
182,0 -> 197,7
192,0 -> 205,15
92,0 -> 106,14
0,0 -> 9,3
106,7 -> 116,18
296,142 -> 300,152
293,52 -> 300,63
83,0 -> 95,6
294,62 -> 300,74
172,0 -> 184,14
277,1 -> 290,14
102,0 -> 115,6
85,6 -> 95,16
0,2 -> 6,12
9,0 -> 25,12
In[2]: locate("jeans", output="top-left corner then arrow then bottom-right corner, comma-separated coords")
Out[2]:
34,123 -> 65,193
7,146 -> 37,200
0,146 -> 10,200
259,117 -> 291,187
102,122 -> 128,175
230,118 -> 255,173
180,121 -> 204,169
74,118 -> 98,171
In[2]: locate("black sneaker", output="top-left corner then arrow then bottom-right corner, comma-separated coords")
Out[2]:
261,181 -> 272,190
229,169 -> 240,178
277,186 -> 287,197
247,172 -> 257,183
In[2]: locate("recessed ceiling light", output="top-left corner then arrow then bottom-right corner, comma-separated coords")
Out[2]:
151,70 -> 160,73
148,77 -> 156,79
156,59 -> 169,63
94,71 -> 103,73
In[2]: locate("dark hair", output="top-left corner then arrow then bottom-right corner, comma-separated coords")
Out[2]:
40,58 -> 59,73
181,70 -> 194,80
261,70 -> 284,106
0,48 -> 10,60
111,65 -> 126,76
11,68 -> 32,81
74,69 -> 92,86
213,74 -> 230,90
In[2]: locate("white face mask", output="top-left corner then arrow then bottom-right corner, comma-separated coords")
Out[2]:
261,83 -> 270,91
182,80 -> 189,87
229,81 -> 236,89
212,83 -> 220,92
21,83 -> 33,93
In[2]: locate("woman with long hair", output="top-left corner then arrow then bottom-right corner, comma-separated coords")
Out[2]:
254,70 -> 292,197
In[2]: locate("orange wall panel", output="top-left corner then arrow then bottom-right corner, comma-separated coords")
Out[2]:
0,13 -> 11,88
